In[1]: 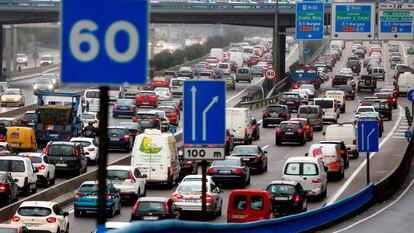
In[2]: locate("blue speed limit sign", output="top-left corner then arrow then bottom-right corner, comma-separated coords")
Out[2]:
61,0 -> 148,85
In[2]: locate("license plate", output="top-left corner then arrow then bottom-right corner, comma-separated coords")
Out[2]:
220,170 -> 231,174
242,158 -> 250,161
286,132 -> 294,135
25,224 -> 40,227
110,138 -> 119,141
274,196 -> 289,201
287,101 -> 293,104
232,214 -> 245,219
143,102 -> 149,105
50,134 -> 59,138
119,106 -> 128,110
55,163 -> 67,167
185,199 -> 200,203
143,216 -> 159,220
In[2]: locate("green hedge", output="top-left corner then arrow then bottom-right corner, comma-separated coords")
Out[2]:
154,31 -> 244,71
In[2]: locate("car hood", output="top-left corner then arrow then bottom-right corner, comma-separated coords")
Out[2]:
1,95 -> 21,100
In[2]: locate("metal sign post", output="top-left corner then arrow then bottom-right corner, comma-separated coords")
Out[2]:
97,86 -> 109,233
366,152 -> 370,185
358,120 -> 379,185
201,160 -> 207,221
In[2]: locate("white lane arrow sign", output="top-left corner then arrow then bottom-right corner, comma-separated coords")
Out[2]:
202,96 -> 219,141
361,123 -> 365,150
367,128 -> 375,151
191,85 -> 197,141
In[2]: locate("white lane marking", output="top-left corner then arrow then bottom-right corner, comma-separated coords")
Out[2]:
327,105 -> 404,205
399,41 -> 408,64
394,132 -> 405,136
392,136 -> 407,139
262,145 -> 269,150
333,175 -> 414,233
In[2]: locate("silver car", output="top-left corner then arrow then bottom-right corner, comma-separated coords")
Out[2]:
236,67 -> 252,83
33,77 -> 54,94
171,180 -> 223,218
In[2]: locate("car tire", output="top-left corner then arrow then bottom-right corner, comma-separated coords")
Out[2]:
247,175 -> 251,185
109,205 -> 116,217
216,206 -> 222,217
255,132 -> 260,140
142,186 -> 146,197
276,139 -> 281,146
65,223 -> 69,233
50,177 -> 56,185
264,161 -> 268,172
74,210 -> 81,217
21,185 -> 30,196
31,185 -> 37,194
45,174 -> 50,187
263,122 -> 268,128
353,152 -> 359,159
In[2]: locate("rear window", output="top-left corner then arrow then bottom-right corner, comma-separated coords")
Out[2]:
303,163 -> 318,175
280,123 -> 300,131
107,170 -> 130,180
23,113 -> 37,121
137,202 -> 167,214
284,162 -> 318,176
282,93 -> 299,99
392,57 -> 401,62
218,64 -> 229,69
138,92 -> 155,97
232,146 -> 258,155
338,85 -> 351,91
212,159 -> 240,167
267,184 -> 296,195
17,207 -> 51,217
108,128 -> 129,136
171,80 -> 184,86
81,114 -> 95,120
157,108 -> 174,113
233,195 -> 247,210
85,91 -> 100,98
266,106 -> 284,113
28,157 -> 42,163
314,100 -> 333,108
177,182 -> 202,193
299,107 -> 318,114
237,69 -> 249,74
375,94 -> 389,99
285,163 -> 300,175
0,228 -> 17,233
48,145 -> 74,156
79,183 -> 98,192
71,141 -> 91,147
0,160 -> 25,172
250,196 -> 263,210
116,99 -> 133,105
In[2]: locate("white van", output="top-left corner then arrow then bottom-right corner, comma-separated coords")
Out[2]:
226,108 -> 253,144
210,48 -> 224,62
0,156 -> 37,195
130,129 -> 180,187
108,86 -> 121,103
325,123 -> 358,158
307,144 -> 344,180
324,90 -> 346,113
313,98 -> 339,123
83,89 -> 100,112
282,156 -> 328,199
397,72 -> 414,95
242,46 -> 254,62
229,52 -> 243,67
169,78 -> 185,95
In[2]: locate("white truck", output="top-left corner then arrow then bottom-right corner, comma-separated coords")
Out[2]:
226,108 -> 253,145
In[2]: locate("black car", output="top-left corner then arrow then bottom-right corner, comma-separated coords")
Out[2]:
107,126 -> 133,152
130,197 -> 180,221
113,99 -> 137,118
177,149 -> 198,180
20,111 -> 38,127
119,122 -> 143,142
338,85 -> 355,100
0,171 -> 18,206
266,180 -> 307,216
177,67 -> 193,79
320,140 -> 350,167
332,75 -> 348,87
262,104 -> 290,128
133,112 -> 161,130
45,141 -> 88,176
230,145 -> 268,173
373,102 -> 392,120
354,49 -> 366,59
275,121 -> 306,146
279,92 -> 301,112
347,59 -> 361,75
207,157 -> 250,188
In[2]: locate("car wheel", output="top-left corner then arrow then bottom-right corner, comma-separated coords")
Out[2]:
255,132 -> 260,140
50,177 -> 56,185
275,139 -> 281,146
216,206 -> 222,217
74,210 -> 81,217
142,186 -> 147,197
263,122 -> 268,128
65,223 -> 69,233
109,205 -> 115,217
264,161 -> 268,172
247,175 -> 251,185
31,185 -> 37,194
45,174 -> 50,187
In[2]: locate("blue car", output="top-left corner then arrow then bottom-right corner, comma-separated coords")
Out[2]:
113,98 -> 137,118
74,180 -> 122,217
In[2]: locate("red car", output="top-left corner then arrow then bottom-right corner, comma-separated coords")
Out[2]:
247,56 -> 260,67
148,77 -> 169,88
135,91 -> 158,107
227,190 -> 273,223
290,118 -> 313,141
157,106 -> 179,126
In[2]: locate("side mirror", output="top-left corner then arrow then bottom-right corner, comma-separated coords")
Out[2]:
305,152 -> 309,157
322,112 -> 325,115
63,212 -> 69,217
322,132 -> 326,136
142,174 -> 147,178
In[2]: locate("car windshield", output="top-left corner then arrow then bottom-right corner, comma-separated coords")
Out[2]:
282,93 -> 298,99
280,123 -> 300,131
177,182 -> 202,193
79,183 -> 98,192
37,78 -> 52,84
299,107 -> 318,114
107,128 -> 128,136
0,160 -> 25,172
267,184 -> 296,195
314,100 -> 333,108
85,91 -> 100,98
81,114 -> 95,120
107,170 -> 130,180
237,69 -> 249,74
232,146 -> 258,155
116,99 -> 133,105
48,145 -> 74,156
137,202 -> 167,214
171,79 -> 184,86
71,141 -> 91,147
27,156 -> 42,163
119,122 -> 138,130
267,106 -> 284,113
17,207 -> 51,217
138,92 -> 155,97
212,159 -> 240,167
375,94 -> 389,99
4,89 -> 19,95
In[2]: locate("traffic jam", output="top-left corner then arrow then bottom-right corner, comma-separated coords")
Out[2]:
0,36 -> 412,232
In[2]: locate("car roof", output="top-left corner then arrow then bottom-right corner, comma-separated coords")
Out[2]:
269,180 -> 298,186
286,156 -> 320,163
20,201 -> 57,208
107,165 -> 134,171
0,156 -> 29,161
138,197 -> 170,202
18,152 -> 45,157
49,141 -> 77,146
70,137 -> 95,142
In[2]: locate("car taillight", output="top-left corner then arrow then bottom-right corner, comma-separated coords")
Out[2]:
0,184 -> 8,192
133,117 -> 139,123
276,129 -> 282,134
37,165 -> 46,170
235,168 -> 244,174
330,161 -> 340,170
294,194 -> 300,203
255,155 -> 260,161
203,194 -> 214,203
393,98 -> 396,101
165,202 -> 170,214
281,111 -> 287,117
75,147 -> 80,157
297,129 -> 304,134
106,194 -> 113,199
75,193 -> 84,198
171,193 -> 183,201
168,167 -> 171,177
245,128 -> 248,137
44,146 -> 50,154
88,148 -> 96,152
123,135 -> 130,141
129,170 -> 136,183
130,106 -> 135,110
152,117 -> 158,123
11,216 -> 20,222
207,167 -> 215,175
340,149 -> 345,155
312,178 -> 321,183
280,99 -> 286,104
316,118 -> 322,122
294,83 -> 299,89
353,139 -> 357,145
46,217 -> 57,223
263,112 -> 270,118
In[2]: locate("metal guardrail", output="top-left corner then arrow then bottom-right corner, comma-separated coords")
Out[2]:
0,0 -> 59,8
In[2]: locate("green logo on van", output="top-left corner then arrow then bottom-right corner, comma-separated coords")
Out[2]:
139,137 -> 162,154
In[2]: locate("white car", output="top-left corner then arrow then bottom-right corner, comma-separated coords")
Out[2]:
18,153 -> 56,187
39,54 -> 54,66
80,112 -> 99,128
11,201 -> 69,233
83,89 -> 100,112
299,84 -> 316,98
70,137 -> 99,165
107,165 -> 147,202
291,89 -> 309,103
16,53 -> 28,66
355,106 -> 376,119
0,156 -> 37,195
154,87 -> 173,101
42,73 -> 59,88
338,67 -> 354,78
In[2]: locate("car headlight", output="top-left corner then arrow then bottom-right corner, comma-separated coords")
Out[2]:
34,84 -> 38,89
48,84 -> 53,89
52,79 -> 57,84
13,97 -> 20,101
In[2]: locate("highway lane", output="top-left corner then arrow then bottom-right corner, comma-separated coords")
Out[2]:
62,41 -> 408,232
